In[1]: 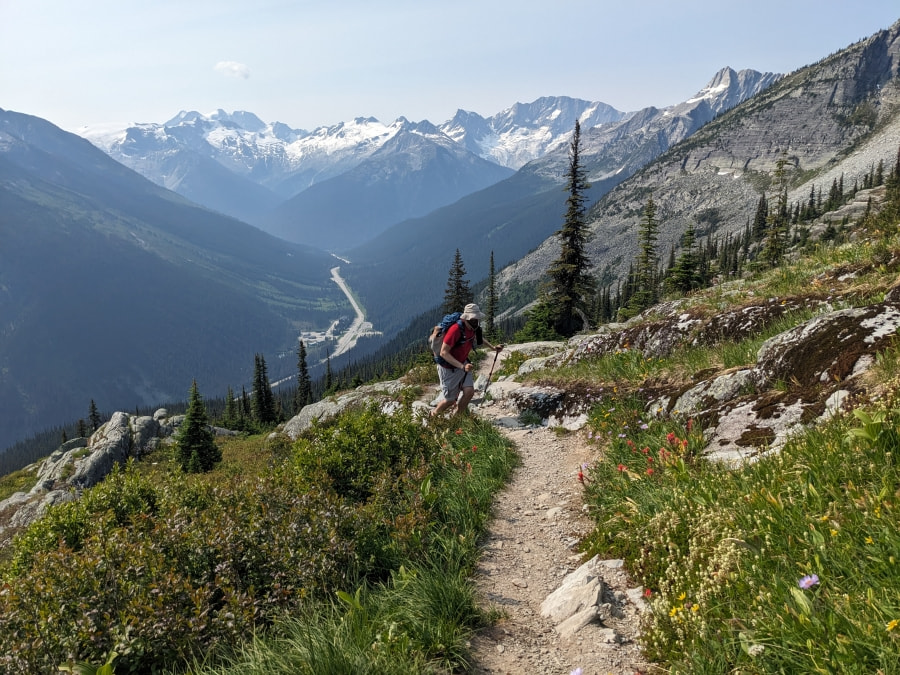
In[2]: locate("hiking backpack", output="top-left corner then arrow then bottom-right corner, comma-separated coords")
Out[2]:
427,312 -> 465,365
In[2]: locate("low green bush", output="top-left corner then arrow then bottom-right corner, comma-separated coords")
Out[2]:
0,407 -> 516,675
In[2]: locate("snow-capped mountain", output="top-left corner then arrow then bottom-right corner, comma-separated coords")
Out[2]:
520,67 -> 783,186
262,118 -> 513,250
439,96 -> 627,169
76,70 -> 778,246
80,110 -> 398,198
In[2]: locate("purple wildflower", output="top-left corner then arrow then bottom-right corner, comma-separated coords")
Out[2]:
798,574 -> 820,589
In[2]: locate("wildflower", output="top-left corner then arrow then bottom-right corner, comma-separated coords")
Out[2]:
640,423 -> 649,430
666,432 -> 677,444
577,470 -> 585,483
618,433 -> 627,438
617,464 -> 626,472
455,428 -> 462,435
644,588 -> 652,597
570,668 -> 583,675
691,603 -> 700,613
747,644 -> 765,657
798,574 -> 820,589
866,536 -> 874,544
472,445 -> 477,452
830,529 -> 838,537
677,592 -> 686,601
646,468 -> 654,476
887,619 -> 899,632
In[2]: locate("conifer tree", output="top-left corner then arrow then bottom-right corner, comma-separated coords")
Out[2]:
544,120 -> 594,336
325,353 -> 334,394
666,221 -> 701,293
77,419 -> 87,438
752,194 -> 769,240
223,386 -> 237,427
622,195 -> 660,316
442,248 -> 473,314
761,154 -> 791,268
485,250 -> 499,340
175,380 -> 221,473
251,354 -> 277,426
294,340 -> 312,412
88,399 -> 102,432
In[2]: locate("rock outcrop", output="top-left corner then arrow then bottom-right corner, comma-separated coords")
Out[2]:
0,408 -> 231,545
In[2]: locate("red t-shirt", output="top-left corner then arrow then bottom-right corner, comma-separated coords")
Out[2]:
442,321 -> 476,366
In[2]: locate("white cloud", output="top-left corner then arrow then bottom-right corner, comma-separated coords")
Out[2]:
214,61 -> 250,79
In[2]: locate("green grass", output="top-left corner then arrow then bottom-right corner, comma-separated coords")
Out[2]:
579,385 -> 900,674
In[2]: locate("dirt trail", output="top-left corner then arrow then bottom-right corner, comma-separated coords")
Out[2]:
453,356 -> 653,675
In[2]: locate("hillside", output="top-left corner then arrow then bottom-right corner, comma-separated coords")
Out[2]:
497,20 -> 900,306
0,109 -> 346,451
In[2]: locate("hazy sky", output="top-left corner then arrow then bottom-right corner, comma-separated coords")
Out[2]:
1,1 -> 898,133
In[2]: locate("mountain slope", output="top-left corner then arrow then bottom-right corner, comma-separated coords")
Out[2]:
497,21 -> 900,299
345,67 -> 780,336
0,109 -> 345,451
261,120 -> 514,250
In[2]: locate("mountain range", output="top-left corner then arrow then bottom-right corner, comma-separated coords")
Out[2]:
342,66 -> 781,335
78,98 -> 625,249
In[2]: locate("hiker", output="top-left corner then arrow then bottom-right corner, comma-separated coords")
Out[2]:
432,303 -> 503,417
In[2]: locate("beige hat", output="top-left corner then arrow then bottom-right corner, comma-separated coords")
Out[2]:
461,303 -> 485,321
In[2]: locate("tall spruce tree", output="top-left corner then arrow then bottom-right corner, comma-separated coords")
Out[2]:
622,195 -> 660,317
223,386 -> 237,427
544,120 -> 594,337
294,340 -> 312,412
761,154 -> 791,269
251,353 -> 277,426
666,221 -> 701,293
175,380 -> 221,473
486,250 -> 499,340
88,399 -> 102,432
442,248 -> 473,314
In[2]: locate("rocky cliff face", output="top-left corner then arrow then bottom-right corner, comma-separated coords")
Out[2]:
498,21 -> 900,294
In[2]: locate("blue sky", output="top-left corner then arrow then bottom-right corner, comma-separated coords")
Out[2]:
1,0 -> 898,132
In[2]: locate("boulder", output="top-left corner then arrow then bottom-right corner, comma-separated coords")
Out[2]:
70,412 -> 134,489
754,303 -> 900,388
283,380 -> 410,439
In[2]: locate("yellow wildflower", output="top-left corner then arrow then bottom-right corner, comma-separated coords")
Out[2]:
887,619 -> 899,632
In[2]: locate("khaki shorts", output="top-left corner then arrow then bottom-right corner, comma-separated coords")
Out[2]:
437,365 -> 474,402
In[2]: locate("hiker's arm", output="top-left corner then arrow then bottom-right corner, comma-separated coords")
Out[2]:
439,341 -> 471,371
484,338 -> 504,352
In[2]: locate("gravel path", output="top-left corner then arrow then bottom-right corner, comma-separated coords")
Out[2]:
453,357 -> 655,675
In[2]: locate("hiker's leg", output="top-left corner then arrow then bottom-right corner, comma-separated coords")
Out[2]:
455,385 -> 476,415
454,370 -> 477,415
433,367 -> 463,417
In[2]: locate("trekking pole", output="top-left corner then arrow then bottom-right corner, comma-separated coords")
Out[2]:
484,348 -> 500,398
